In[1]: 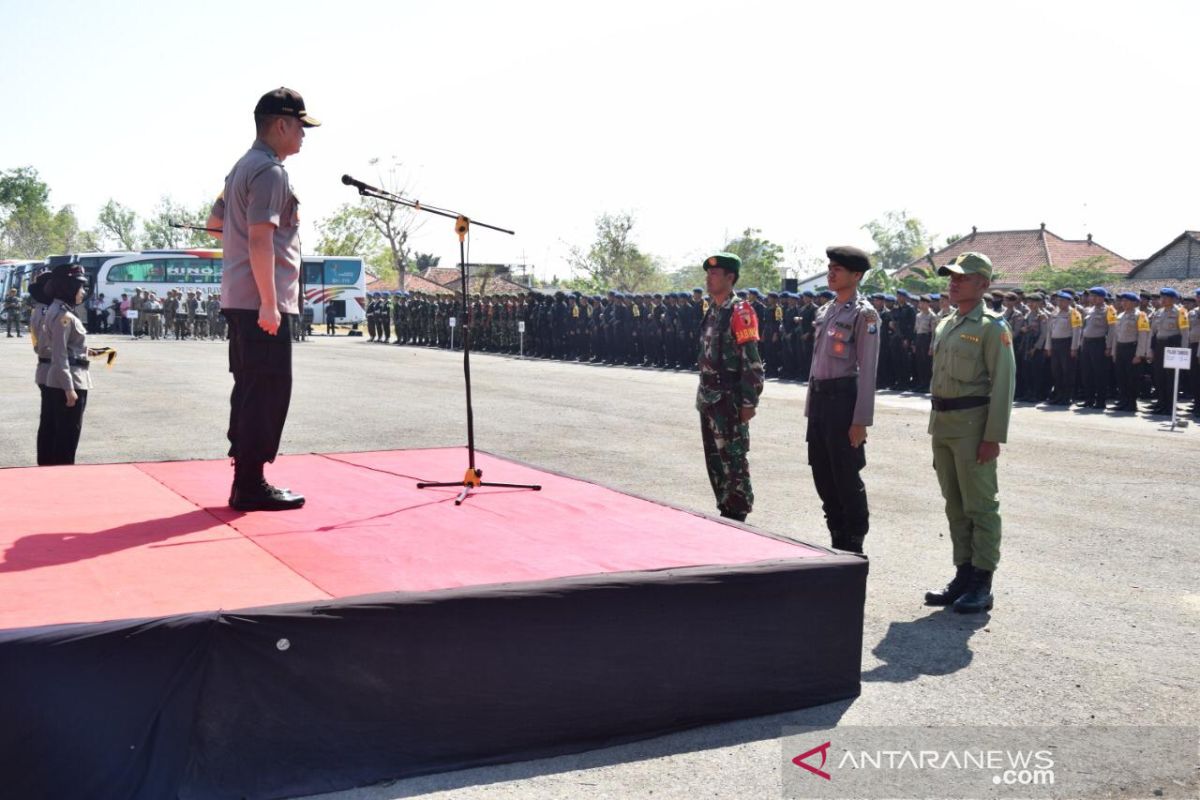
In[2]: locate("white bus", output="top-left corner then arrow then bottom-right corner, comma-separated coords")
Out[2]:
94,250 -> 366,323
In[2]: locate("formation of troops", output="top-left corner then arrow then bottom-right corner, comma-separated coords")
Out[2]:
356,284 -> 1200,418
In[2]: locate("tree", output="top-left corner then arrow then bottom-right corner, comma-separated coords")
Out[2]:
413,252 -> 441,270
0,166 -> 49,211
142,196 -> 217,249
1023,256 -> 1115,292
862,210 -> 933,272
96,199 -> 139,250
897,265 -> 949,295
314,203 -> 382,257
360,157 -> 423,288
566,211 -> 666,292
722,227 -> 785,291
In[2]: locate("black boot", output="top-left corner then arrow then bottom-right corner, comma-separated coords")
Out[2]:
719,508 -> 747,523
831,533 -> 864,554
952,568 -> 994,614
924,563 -> 972,606
230,460 -> 305,511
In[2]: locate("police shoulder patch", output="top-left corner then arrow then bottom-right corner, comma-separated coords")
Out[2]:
862,307 -> 879,324
731,301 -> 759,344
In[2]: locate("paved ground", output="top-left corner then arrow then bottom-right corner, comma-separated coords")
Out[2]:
1,332 -> 1196,799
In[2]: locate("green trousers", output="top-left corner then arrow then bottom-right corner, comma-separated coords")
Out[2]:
931,434 -> 1001,571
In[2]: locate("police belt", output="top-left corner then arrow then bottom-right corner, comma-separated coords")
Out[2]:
37,357 -> 50,364
808,376 -> 858,394
930,395 -> 989,412
70,358 -> 90,369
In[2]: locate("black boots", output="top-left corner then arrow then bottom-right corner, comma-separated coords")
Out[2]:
831,533 -> 865,554
952,568 -> 994,613
229,460 -> 305,512
924,563 -> 973,606
719,508 -> 747,522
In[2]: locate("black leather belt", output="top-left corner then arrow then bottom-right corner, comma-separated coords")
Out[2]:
931,395 -> 989,411
809,376 -> 858,394
70,358 -> 90,369
37,357 -> 49,364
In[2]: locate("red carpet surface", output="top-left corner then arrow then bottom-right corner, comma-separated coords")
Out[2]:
1,448 -> 823,630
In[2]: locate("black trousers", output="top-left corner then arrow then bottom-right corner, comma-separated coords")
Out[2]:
914,333 -> 932,391
42,386 -> 87,465
1080,337 -> 1109,405
806,381 -> 869,540
1114,342 -> 1138,408
224,310 -> 293,467
1152,334 -> 1182,408
1049,338 -> 1074,401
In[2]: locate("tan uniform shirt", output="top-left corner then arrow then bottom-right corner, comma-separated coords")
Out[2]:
1046,307 -> 1083,349
806,293 -> 881,426
1150,305 -> 1190,347
45,300 -> 93,392
1112,309 -> 1151,360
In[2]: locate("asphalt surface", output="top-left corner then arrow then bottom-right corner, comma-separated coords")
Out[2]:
1,331 -> 1196,799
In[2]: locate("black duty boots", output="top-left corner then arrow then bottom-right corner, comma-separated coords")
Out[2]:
924,563 -> 973,606
230,460 -> 306,512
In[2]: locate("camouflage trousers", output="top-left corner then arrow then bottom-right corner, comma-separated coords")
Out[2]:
699,396 -> 753,516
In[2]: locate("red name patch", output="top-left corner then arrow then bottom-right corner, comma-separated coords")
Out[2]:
732,302 -> 759,344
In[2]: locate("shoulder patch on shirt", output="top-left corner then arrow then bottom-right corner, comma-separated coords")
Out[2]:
1106,306 -> 1116,324
1069,308 -> 1083,327
731,301 -> 759,344
1136,311 -> 1151,332
1179,307 -> 1190,329
862,308 -> 879,324
1000,330 -> 1012,347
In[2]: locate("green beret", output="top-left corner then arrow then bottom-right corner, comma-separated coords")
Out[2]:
703,252 -> 741,276
825,245 -> 871,273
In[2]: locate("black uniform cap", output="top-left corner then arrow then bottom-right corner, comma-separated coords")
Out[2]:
825,245 -> 871,273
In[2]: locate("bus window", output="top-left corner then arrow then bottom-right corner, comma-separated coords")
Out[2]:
108,260 -> 167,283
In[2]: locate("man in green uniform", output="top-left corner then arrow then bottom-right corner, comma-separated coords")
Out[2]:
924,252 -> 1015,614
697,253 -> 765,522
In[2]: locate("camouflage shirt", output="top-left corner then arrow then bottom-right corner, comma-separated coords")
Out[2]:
696,295 -> 765,411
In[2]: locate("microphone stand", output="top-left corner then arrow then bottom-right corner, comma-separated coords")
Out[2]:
344,177 -> 541,505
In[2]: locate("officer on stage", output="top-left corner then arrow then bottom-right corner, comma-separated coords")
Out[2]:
696,253 -> 764,522
805,246 -> 880,554
924,252 -> 1015,614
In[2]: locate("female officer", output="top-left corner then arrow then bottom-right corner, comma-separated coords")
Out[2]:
28,272 -> 55,465
43,262 -> 93,465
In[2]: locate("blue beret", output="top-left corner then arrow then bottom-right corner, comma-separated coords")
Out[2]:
1194,288 -> 1200,296
802,289 -> 815,297
736,289 -> 748,297
767,291 -> 779,298
746,288 -> 761,296
1160,287 -> 1180,298
818,290 -> 835,299
897,288 -> 911,298
883,294 -> 896,302
692,287 -> 703,293
1056,290 -> 1073,300
1089,287 -> 1109,299
1118,291 -> 1139,301
929,293 -> 941,300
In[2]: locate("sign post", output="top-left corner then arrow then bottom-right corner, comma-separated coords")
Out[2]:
449,316 -> 457,351
518,320 -> 526,358
1162,346 -> 1192,431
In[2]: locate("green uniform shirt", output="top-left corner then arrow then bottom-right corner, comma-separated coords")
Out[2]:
929,302 -> 1015,443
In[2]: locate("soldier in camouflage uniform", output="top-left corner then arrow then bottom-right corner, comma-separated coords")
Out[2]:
696,253 -> 765,522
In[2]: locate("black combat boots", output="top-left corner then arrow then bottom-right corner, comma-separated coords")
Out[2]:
952,567 -> 994,614
719,508 -> 747,523
229,460 -> 306,512
924,563 -> 972,606
831,533 -> 865,554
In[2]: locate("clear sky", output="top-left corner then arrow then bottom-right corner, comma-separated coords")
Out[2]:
2,0 -> 1196,280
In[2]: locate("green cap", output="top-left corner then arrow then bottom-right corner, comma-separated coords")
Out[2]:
938,251 -> 993,280
703,252 -> 742,276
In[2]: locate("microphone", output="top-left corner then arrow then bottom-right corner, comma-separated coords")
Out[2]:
341,174 -> 374,192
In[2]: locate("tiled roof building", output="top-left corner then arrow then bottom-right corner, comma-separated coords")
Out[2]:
896,224 -> 1135,288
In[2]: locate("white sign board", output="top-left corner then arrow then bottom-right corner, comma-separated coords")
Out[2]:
1164,346 -> 1192,370
518,321 -> 526,333
125,310 -> 139,319
449,317 -> 457,328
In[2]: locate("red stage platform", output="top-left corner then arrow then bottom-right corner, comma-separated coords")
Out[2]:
0,448 -> 866,800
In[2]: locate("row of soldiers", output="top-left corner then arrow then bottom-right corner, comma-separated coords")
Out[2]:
87,288 -> 228,340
